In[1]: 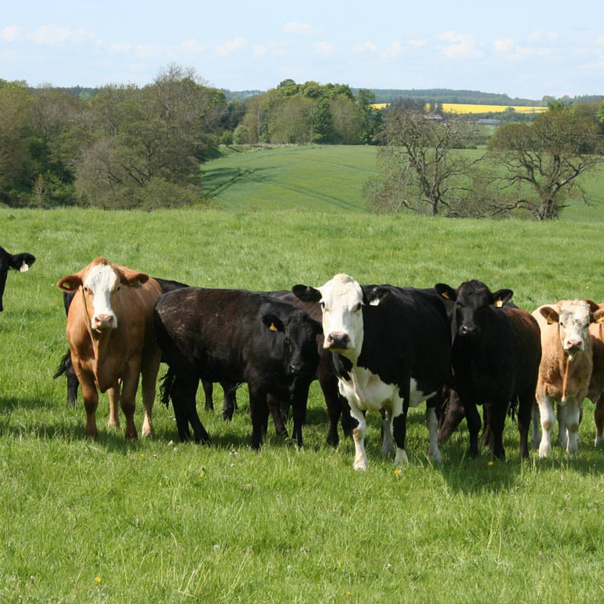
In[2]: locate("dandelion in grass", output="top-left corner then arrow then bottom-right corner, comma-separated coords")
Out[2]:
395,469 -> 401,476
488,461 -> 494,466
95,577 -> 102,584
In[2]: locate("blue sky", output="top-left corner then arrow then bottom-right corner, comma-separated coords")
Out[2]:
2,1 -> 604,99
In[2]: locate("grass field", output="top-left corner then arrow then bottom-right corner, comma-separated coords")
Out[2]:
201,145 -> 604,223
0,206 -> 603,602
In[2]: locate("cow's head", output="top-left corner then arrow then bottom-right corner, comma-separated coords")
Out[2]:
539,299 -> 604,357
57,258 -> 149,333
0,247 -> 36,312
262,310 -> 322,376
293,273 -> 381,359
435,280 -> 513,339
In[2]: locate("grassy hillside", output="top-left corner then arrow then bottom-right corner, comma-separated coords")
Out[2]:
0,208 -> 603,601
201,145 -> 604,222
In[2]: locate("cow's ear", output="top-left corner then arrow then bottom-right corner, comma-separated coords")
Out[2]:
435,283 -> 457,302
10,252 -> 35,272
585,300 -> 600,313
262,314 -> 285,333
124,271 -> 149,288
491,289 -> 513,308
292,284 -> 321,303
365,286 -> 390,307
540,305 -> 560,325
591,308 -> 604,324
57,275 -> 82,292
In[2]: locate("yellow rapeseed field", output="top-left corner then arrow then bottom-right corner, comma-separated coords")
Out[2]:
371,102 -> 547,114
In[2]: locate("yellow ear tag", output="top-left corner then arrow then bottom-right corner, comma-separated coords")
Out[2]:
63,283 -> 71,290
495,299 -> 504,308
441,291 -> 450,299
269,323 -> 278,332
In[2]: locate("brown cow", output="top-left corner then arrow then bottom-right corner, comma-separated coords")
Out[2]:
588,302 -> 604,447
531,300 -> 604,457
57,258 -> 162,439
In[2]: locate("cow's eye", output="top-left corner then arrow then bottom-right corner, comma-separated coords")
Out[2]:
354,303 -> 362,312
83,286 -> 90,294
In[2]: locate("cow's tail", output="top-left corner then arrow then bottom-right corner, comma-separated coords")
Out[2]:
160,367 -> 176,408
53,351 -> 71,379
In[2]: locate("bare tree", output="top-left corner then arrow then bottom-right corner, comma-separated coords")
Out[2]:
487,108 -> 604,220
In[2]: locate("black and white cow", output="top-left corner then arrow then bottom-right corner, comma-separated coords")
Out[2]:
0,245 -> 36,312
293,273 -> 451,470
435,280 -> 541,460
154,287 -> 322,449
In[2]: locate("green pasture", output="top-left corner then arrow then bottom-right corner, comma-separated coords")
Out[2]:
201,145 -> 604,223
0,207 -> 603,602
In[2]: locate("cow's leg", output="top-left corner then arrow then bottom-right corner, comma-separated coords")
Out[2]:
465,399 -> 481,458
320,370 -> 343,447
531,401 -> 541,449
517,392 -> 533,459
595,394 -> 604,447
79,376 -> 99,438
538,395 -> 556,458
222,383 -> 237,421
391,389 -> 410,467
557,402 -> 568,449
249,385 -> 269,450
438,389 -> 465,444
426,403 -> 442,463
348,402 -> 368,470
65,352 -> 79,407
140,353 -> 160,438
267,393 -> 289,439
381,408 -> 394,455
202,380 -> 214,412
564,398 -> 581,455
290,378 -> 311,447
107,382 -> 121,430
488,402 -> 507,461
120,368 -> 140,440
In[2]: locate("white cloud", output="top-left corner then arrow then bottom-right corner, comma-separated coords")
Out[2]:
408,38 -> 427,47
438,31 -> 483,59
215,37 -> 247,56
353,41 -> 378,54
135,45 -> 164,59
529,30 -> 559,43
180,39 -> 205,54
29,24 -> 95,46
314,41 -> 335,57
494,38 -> 554,60
381,41 -> 405,60
2,26 -> 23,43
282,21 -> 316,36
252,44 -> 267,59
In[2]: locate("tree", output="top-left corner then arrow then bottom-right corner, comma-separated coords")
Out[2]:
488,107 -> 604,220
365,107 -> 482,216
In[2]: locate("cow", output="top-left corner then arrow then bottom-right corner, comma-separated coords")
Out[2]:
154,287 -> 322,449
589,302 -> 604,447
434,280 -> 541,460
0,245 -> 36,312
530,300 -> 604,457
57,258 -> 163,439
293,273 -> 451,470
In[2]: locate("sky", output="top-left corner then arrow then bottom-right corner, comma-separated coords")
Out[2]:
2,1 -> 604,100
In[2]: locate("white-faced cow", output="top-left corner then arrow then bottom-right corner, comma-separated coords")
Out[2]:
588,302 -> 604,447
57,258 -> 162,439
293,273 -> 451,470
154,287 -> 322,449
435,280 -> 541,460
531,300 -> 604,457
0,245 -> 36,312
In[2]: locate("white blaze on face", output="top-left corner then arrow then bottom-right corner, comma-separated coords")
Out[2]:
319,273 -> 364,355
84,263 -> 119,331
559,300 -> 591,353
19,262 -> 30,273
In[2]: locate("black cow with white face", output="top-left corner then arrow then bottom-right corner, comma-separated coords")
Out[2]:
0,246 -> 36,312
294,273 -> 451,470
435,280 -> 541,460
154,287 -> 322,449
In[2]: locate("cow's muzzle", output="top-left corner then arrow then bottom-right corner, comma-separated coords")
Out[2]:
92,314 -> 117,331
325,332 -> 351,351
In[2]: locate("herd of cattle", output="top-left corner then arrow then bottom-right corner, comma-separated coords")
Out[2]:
2,245 -> 604,469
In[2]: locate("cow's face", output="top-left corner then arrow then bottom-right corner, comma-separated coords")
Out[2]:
0,248 -> 35,312
540,300 -> 604,356
58,258 -> 149,333
435,280 -> 513,339
293,274 -> 365,357
263,312 -> 322,376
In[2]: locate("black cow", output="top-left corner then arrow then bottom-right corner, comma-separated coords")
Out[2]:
0,246 -> 36,312
435,280 -> 541,460
293,273 -> 451,470
154,287 -> 322,449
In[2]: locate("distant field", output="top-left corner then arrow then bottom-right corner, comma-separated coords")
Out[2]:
201,145 -> 604,222
371,103 -> 547,114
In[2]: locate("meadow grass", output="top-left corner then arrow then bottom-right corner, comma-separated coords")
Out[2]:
0,207 -> 603,602
201,145 -> 604,224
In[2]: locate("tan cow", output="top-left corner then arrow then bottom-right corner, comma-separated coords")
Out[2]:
531,300 -> 604,457
588,302 -> 604,447
57,258 -> 162,439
